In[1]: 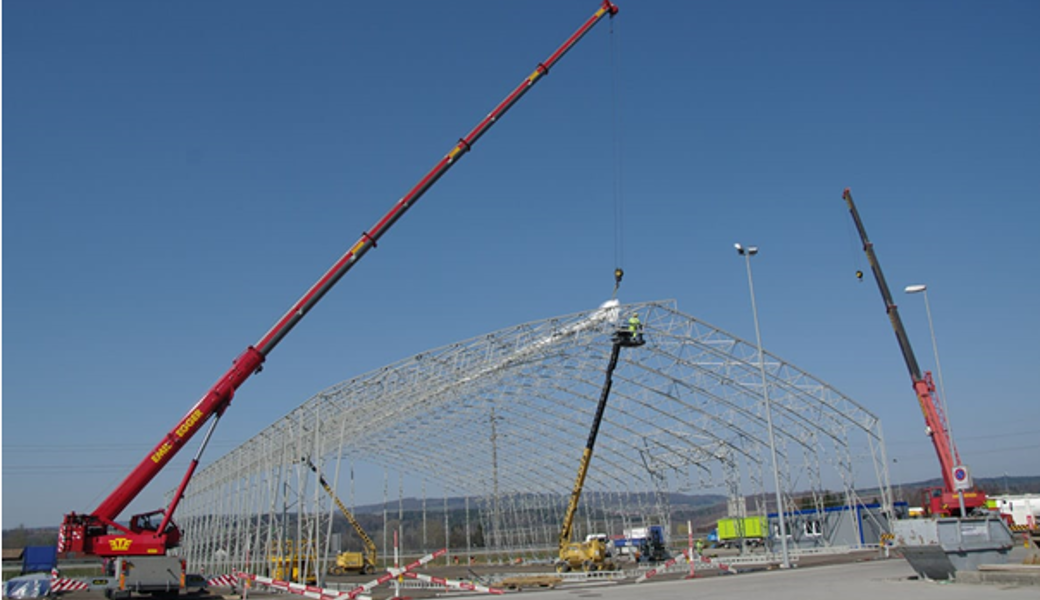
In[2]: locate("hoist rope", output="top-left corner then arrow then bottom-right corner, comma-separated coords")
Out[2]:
610,16 -> 626,298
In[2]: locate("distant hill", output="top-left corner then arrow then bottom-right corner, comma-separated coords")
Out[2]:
6,476 -> 1038,549
341,490 -> 728,516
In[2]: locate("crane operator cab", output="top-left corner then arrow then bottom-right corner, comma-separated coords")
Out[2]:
613,312 -> 646,347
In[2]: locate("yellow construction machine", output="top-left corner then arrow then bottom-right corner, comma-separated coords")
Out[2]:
305,459 -> 379,575
268,539 -> 318,584
555,326 -> 644,572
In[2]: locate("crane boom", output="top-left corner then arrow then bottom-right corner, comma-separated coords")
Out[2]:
60,1 -> 620,558
556,327 -> 643,573
842,189 -> 983,515
559,325 -> 642,553
305,459 -> 378,571
559,341 -> 622,551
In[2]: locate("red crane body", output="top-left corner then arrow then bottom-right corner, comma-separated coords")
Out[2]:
842,189 -> 986,517
59,1 -> 619,559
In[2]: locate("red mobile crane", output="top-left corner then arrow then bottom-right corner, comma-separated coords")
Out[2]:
842,189 -> 987,517
58,1 -> 619,589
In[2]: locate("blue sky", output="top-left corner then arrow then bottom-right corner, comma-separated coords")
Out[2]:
3,1 -> 1038,528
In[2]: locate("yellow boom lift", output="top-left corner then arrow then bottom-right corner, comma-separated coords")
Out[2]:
556,321 -> 644,572
304,459 -> 379,575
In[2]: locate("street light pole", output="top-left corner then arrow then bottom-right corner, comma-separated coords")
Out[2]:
904,283 -> 966,516
735,243 -> 791,569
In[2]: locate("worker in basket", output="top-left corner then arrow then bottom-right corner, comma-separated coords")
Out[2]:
628,312 -> 643,342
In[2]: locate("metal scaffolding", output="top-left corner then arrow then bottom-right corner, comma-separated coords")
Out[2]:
174,300 -> 891,578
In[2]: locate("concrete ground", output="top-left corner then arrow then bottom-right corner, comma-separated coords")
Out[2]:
47,547 -> 1040,600
525,558 -> 1038,600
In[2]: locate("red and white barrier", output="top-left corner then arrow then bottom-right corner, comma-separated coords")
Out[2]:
49,568 -> 91,593
635,550 -> 736,583
236,571 -> 351,600
693,552 -> 736,574
50,579 -> 91,593
345,548 -> 446,600
635,551 -> 689,583
403,570 -> 504,595
206,574 -> 240,589
235,548 -> 448,600
50,578 -> 90,592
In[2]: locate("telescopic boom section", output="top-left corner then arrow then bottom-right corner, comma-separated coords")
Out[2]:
841,189 -> 923,382
253,0 -> 619,359
841,188 -> 959,493
559,340 -> 623,551
63,1 -> 619,557
305,460 -> 378,568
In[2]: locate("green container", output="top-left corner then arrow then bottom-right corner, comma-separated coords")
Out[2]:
717,516 -> 767,540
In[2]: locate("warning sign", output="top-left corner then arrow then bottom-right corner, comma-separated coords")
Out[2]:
952,464 -> 972,492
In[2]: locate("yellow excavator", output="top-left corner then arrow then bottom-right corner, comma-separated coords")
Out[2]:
304,459 -> 379,575
555,321 -> 644,572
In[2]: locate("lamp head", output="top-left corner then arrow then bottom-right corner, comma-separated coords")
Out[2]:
735,243 -> 759,256
905,284 -> 927,294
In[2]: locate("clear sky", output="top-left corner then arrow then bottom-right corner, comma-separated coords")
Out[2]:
3,1 -> 1038,528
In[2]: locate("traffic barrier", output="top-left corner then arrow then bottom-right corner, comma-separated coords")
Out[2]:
236,571 -> 347,600
635,551 -> 689,583
345,548 -> 446,600
635,551 -> 737,583
403,570 -> 504,594
236,548 -> 448,600
49,568 -> 91,593
206,574 -> 240,588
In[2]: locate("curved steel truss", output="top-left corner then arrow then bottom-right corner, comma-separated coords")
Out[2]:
176,300 -> 891,575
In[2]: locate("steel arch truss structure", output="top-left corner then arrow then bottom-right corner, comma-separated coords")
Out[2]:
176,300 -> 891,575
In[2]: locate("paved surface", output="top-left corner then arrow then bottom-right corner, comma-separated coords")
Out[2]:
521,559 -> 1038,600
46,550 -> 1040,600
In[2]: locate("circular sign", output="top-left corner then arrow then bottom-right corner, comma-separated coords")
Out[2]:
952,464 -> 972,491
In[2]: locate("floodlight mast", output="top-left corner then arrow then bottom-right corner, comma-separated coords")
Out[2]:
59,1 -> 620,559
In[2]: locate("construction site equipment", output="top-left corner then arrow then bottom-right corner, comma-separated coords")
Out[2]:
841,189 -> 987,517
891,517 -> 1013,580
56,2 -> 618,594
843,189 -> 1014,579
716,516 -> 767,547
105,556 -> 187,600
989,494 -> 1040,564
267,540 -> 317,585
498,575 -> 562,590
303,458 -> 378,574
556,327 -> 643,573
990,495 -> 1040,531
615,525 -> 668,560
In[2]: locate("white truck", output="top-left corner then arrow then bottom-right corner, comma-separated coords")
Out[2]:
991,494 -> 1040,530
